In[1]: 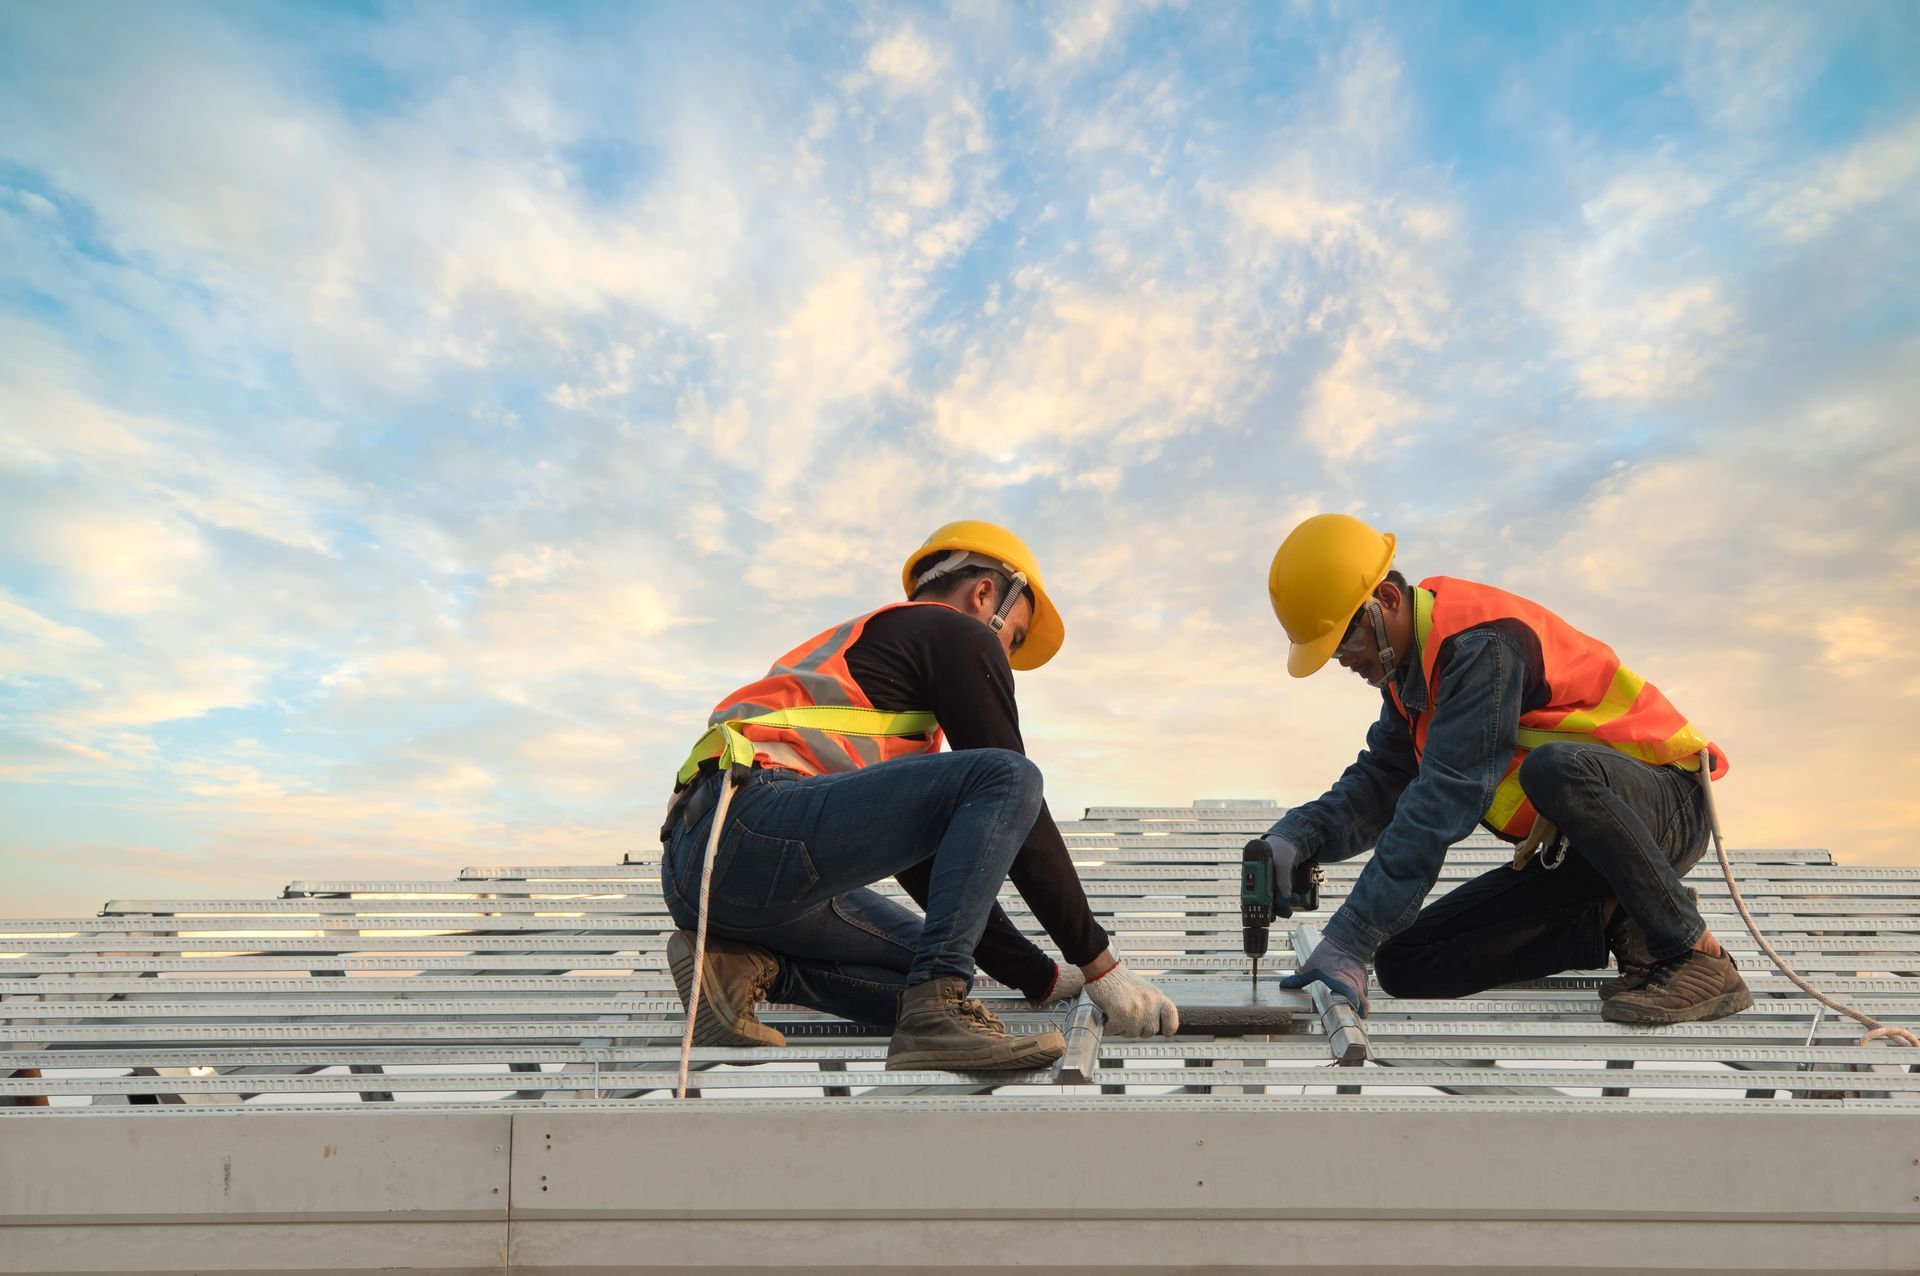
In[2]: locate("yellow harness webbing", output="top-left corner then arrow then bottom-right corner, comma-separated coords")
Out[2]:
676,705 -> 939,786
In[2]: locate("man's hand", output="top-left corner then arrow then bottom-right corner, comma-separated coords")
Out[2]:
1511,817 -> 1562,871
1253,834 -> 1301,870
1026,961 -> 1085,1009
1245,834 -> 1309,917
1279,936 -> 1371,1016
1083,955 -> 1180,1035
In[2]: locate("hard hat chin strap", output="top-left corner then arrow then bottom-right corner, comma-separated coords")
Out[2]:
1361,597 -> 1398,688
988,568 -> 1030,632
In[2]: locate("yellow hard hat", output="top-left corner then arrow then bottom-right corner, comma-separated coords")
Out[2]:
902,520 -> 1064,670
1269,513 -> 1397,678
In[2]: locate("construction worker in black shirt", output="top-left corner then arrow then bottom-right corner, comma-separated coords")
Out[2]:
659,521 -> 1178,1071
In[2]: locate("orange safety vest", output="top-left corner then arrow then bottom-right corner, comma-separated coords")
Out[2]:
1387,578 -> 1728,843
690,603 -> 950,779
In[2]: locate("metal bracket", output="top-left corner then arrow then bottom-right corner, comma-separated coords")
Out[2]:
1053,996 -> 1103,1084
1292,923 -> 1371,1064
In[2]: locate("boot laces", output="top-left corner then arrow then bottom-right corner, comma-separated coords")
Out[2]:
1611,965 -> 1653,991
1643,951 -> 1697,990
960,997 -> 1007,1034
748,970 -> 775,1007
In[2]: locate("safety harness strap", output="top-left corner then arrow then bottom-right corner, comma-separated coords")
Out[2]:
676,705 -> 939,786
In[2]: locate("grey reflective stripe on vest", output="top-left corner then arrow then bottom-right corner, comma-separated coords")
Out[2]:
789,618 -> 860,674
707,699 -> 783,729
774,624 -> 879,771
790,726 -> 883,772
782,669 -> 856,708
704,615 -> 907,772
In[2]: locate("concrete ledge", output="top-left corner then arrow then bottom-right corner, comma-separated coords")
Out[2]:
0,1112 -> 511,1227
506,1218 -> 1915,1276
514,1105 -> 1920,1224
2,1223 -> 507,1276
3,1104 -> 1917,1274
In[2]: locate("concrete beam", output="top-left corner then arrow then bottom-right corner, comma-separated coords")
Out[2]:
3,1098 -> 1919,1274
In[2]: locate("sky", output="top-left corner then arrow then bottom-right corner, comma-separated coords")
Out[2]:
2,1 -> 1918,919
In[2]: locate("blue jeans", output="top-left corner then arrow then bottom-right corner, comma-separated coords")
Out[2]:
1375,741 -> 1710,999
660,749 -> 1043,1027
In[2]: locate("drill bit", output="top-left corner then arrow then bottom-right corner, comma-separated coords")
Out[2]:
1250,957 -> 1259,993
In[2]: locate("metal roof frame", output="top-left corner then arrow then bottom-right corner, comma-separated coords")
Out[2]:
4,800 -> 1917,1272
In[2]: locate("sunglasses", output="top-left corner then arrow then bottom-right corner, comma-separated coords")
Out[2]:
1337,607 -> 1368,650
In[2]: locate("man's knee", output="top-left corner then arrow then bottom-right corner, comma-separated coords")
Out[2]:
969,747 -> 1042,796
1373,937 -> 1432,1000
1517,741 -> 1594,815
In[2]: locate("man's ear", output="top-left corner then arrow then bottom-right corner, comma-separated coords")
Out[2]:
972,576 -> 999,612
1375,579 -> 1404,613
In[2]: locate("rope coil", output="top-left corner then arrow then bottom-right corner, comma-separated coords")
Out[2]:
1696,750 -> 1918,1050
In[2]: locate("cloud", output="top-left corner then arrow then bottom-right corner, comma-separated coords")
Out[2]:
1047,0 -> 1157,66
1678,2 -> 1826,132
1523,160 -> 1740,401
771,264 -> 906,420
0,369 -> 346,560
865,27 -> 944,94
1332,29 -> 1408,155
0,8 -> 767,396
1756,114 -> 1920,243
929,274 -> 1247,466
1233,184 -> 1456,458
0,593 -> 105,662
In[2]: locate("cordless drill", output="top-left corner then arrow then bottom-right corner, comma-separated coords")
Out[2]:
1240,839 -> 1324,990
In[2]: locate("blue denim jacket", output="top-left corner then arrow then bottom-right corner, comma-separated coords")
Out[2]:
1268,626 -> 1527,962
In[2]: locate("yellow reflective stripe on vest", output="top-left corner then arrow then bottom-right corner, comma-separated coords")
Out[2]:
676,706 -> 939,785
1486,771 -> 1531,831
1412,591 -> 1709,834
1514,722 -> 1705,770
1543,665 -> 1645,737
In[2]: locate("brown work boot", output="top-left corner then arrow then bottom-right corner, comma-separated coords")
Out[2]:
667,930 -> 785,1047
1599,887 -> 1700,1002
885,977 -> 1065,1072
1601,948 -> 1754,1025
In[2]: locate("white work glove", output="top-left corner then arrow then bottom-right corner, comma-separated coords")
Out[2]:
1085,961 -> 1179,1036
1025,961 -> 1085,1009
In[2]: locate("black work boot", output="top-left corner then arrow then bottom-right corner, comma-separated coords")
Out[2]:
1600,887 -> 1700,1001
885,977 -> 1065,1071
1601,948 -> 1754,1025
667,930 -> 785,1048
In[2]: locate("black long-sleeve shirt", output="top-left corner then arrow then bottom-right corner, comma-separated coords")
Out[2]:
843,603 -> 1109,998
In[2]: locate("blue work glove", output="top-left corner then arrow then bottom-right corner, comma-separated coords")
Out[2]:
1279,936 -> 1371,1016
1248,834 -> 1305,917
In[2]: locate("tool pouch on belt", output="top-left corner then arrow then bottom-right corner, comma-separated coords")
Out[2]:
658,768 -> 729,845
658,782 -> 695,846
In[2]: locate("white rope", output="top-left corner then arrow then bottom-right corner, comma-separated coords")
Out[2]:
1696,750 -> 1918,1050
676,771 -> 743,1099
